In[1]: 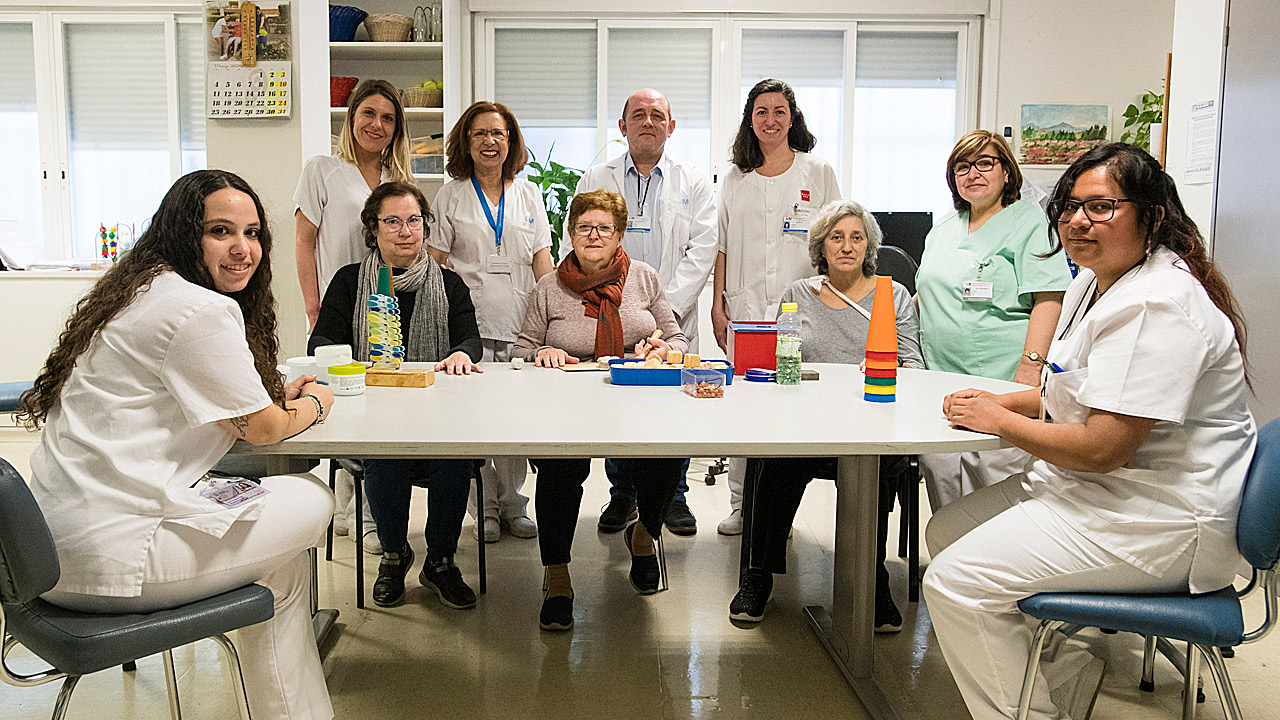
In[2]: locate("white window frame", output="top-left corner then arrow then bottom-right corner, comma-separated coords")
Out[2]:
2,9 -> 198,260
853,20 -> 975,142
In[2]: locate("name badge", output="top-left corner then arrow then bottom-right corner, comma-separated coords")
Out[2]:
200,477 -> 270,508
627,214 -> 653,233
485,254 -> 513,274
782,216 -> 809,234
963,281 -> 994,302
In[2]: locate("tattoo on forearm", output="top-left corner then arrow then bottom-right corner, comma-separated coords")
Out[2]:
229,415 -> 249,438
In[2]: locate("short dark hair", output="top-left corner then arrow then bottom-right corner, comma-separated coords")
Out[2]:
945,130 -> 1022,212
730,79 -> 816,172
444,101 -> 528,181
361,181 -> 434,249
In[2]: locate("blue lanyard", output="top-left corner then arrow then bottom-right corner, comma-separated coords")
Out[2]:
471,176 -> 505,250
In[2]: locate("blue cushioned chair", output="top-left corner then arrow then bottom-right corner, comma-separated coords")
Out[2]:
0,457 -> 275,720
1014,417 -> 1280,720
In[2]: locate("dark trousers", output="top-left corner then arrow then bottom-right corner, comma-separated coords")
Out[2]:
605,457 -> 691,504
744,455 -> 904,586
361,458 -> 473,559
534,458 -> 684,566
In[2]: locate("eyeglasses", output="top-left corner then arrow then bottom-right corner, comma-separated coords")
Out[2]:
952,156 -> 1001,176
573,223 -> 616,238
470,128 -> 508,142
1052,198 -> 1137,224
378,215 -> 424,232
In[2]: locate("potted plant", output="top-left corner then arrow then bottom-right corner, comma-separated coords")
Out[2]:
1120,90 -> 1164,153
526,145 -> 583,263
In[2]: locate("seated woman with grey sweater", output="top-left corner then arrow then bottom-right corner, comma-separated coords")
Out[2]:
513,189 -> 688,632
729,200 -> 924,630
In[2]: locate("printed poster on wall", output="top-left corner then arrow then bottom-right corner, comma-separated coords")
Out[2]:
205,1 -> 292,118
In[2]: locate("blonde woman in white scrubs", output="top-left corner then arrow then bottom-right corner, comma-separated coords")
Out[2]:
294,79 -> 413,554
923,143 -> 1256,720
710,78 -> 841,535
428,101 -> 552,542
20,170 -> 337,720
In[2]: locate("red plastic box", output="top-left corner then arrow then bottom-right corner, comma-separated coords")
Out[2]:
727,321 -> 777,375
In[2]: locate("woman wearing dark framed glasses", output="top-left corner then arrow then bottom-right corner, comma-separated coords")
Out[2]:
923,142 -> 1255,720
916,130 -> 1074,513
513,189 -> 688,631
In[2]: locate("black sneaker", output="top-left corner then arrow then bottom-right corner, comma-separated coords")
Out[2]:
665,499 -> 698,536
539,593 -> 574,631
372,546 -> 414,608
598,497 -> 638,533
875,579 -> 903,633
419,555 -> 477,609
729,569 -> 773,622
624,522 -> 661,594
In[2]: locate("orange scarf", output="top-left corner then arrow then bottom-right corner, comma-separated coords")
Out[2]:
557,249 -> 631,359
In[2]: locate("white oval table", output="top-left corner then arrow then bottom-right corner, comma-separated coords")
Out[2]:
239,362 -> 1022,720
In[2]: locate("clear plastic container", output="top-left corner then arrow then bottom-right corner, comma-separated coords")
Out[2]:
681,367 -> 725,398
775,302 -> 802,385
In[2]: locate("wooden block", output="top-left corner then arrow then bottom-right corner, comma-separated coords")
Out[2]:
366,368 -> 434,388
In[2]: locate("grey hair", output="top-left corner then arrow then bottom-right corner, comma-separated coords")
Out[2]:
808,200 -> 882,277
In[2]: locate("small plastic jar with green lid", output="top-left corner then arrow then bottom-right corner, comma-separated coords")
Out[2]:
327,362 -> 366,396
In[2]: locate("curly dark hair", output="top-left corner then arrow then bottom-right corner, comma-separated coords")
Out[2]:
18,170 -> 285,429
360,181 -> 435,250
1045,142 -> 1251,388
730,79 -> 817,173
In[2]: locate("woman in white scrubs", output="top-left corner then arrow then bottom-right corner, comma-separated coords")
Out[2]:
916,130 -> 1073,512
710,78 -> 841,535
428,102 -> 552,542
923,143 -> 1255,720
294,79 -> 413,553
19,170 -> 337,720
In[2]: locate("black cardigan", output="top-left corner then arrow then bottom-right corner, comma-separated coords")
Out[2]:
308,262 -> 483,362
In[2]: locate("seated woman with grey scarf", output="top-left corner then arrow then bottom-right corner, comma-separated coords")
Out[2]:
310,180 -> 484,610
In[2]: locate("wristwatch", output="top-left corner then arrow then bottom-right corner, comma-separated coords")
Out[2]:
1023,350 -> 1048,366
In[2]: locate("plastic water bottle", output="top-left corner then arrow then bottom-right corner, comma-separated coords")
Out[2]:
775,302 -> 802,386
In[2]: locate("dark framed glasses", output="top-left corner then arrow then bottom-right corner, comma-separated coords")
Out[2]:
1052,198 -> 1137,224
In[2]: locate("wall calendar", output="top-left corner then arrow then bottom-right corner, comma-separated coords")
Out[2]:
205,1 -> 292,118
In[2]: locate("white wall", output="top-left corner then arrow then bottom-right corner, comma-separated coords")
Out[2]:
1165,0 -> 1227,239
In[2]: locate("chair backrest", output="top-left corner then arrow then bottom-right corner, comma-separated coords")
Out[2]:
876,245 -> 919,295
0,458 -> 61,604
1237,417 -> 1280,571
872,211 -> 932,266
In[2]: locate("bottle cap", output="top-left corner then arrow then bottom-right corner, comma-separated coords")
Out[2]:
780,303 -> 798,313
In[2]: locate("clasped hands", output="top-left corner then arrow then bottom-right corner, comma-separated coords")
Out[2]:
942,388 -> 1011,435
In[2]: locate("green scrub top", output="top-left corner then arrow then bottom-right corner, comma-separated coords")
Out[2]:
916,199 -> 1071,381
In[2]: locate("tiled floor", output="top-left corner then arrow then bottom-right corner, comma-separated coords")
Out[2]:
2,456 -> 1276,719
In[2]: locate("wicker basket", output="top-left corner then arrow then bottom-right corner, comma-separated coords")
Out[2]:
331,76 -> 359,107
364,13 -> 413,42
402,86 -> 443,108
328,5 -> 367,42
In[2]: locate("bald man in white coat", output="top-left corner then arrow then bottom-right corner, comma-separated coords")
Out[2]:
570,88 -> 718,535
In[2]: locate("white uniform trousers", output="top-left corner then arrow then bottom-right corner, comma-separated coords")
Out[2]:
726,456 -> 747,511
922,476 -> 1192,720
467,339 -> 532,521
921,446 -> 1032,512
46,474 -> 336,720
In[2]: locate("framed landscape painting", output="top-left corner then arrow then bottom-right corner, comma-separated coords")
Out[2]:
1020,104 -> 1109,165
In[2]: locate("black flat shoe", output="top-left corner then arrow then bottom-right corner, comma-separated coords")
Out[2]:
539,593 -> 574,631
372,546 -> 414,607
624,522 -> 660,594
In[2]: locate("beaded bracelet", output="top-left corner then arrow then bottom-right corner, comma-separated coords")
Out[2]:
301,393 -> 325,428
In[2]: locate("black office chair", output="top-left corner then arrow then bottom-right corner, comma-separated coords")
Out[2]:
875,245 -> 919,295
872,211 -> 932,267
0,457 -> 273,720
325,459 -> 487,608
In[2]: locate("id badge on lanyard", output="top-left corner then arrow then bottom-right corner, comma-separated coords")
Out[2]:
783,203 -> 811,235
472,176 -> 510,274
963,260 -> 994,302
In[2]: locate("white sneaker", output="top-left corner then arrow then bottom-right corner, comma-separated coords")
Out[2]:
361,529 -> 383,555
472,517 -> 500,543
503,516 -> 538,539
1050,656 -> 1106,720
718,509 -> 743,536
333,511 -> 350,537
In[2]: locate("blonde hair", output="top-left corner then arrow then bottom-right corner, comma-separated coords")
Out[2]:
338,80 -> 413,184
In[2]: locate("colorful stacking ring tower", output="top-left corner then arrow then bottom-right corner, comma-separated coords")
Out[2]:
864,275 -> 898,403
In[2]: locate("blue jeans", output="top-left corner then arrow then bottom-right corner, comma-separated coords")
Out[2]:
361,458 -> 473,559
606,457 -> 690,505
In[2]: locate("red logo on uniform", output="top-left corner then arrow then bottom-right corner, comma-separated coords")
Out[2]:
800,190 -> 810,202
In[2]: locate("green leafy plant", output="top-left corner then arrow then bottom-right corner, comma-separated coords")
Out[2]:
525,145 -> 583,263
1121,90 -> 1164,152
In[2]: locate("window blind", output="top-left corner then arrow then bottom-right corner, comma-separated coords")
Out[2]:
0,23 -> 37,110
63,22 -> 168,149
740,29 -> 844,88
177,20 -> 206,149
856,31 -> 957,89
607,28 -> 712,128
494,28 -> 596,127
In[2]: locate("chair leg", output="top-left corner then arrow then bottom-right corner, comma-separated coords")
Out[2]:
1199,644 -> 1244,720
473,466 -> 487,595
657,531 -> 668,591
1182,641 -> 1201,720
1140,634 -> 1157,691
122,660 -> 137,672
210,634 -> 253,720
326,461 -> 336,562
162,649 -> 183,720
49,674 -> 82,720
906,461 -> 920,603
896,466 -> 910,558
738,459 -> 762,585
354,468 -> 365,610
1015,620 -> 1060,720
